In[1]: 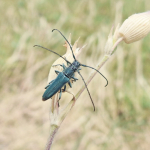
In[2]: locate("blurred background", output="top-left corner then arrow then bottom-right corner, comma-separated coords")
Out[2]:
0,0 -> 150,150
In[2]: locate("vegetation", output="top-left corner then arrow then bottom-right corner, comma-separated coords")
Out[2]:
0,0 -> 150,150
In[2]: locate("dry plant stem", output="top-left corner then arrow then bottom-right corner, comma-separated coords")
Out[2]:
45,125 -> 59,150
111,37 -> 123,54
46,36 -> 123,150
46,100 -> 75,150
46,56 -> 114,150
46,95 -> 75,150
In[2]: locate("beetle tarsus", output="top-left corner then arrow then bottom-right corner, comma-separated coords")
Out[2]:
71,76 -> 78,81
59,89 -> 62,99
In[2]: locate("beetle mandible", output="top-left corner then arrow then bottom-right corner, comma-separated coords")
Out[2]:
34,29 -> 108,111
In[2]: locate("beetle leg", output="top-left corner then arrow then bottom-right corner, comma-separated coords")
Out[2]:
59,88 -> 62,100
53,64 -> 63,67
67,61 -> 70,66
45,85 -> 49,89
68,81 -> 72,88
71,76 -> 78,81
57,101 -> 60,107
62,85 -> 66,92
62,63 -> 67,70
57,89 -> 62,107
53,63 -> 67,70
55,70 -> 60,75
70,73 -> 78,82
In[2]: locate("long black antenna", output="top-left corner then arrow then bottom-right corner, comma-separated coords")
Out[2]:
77,71 -> 95,111
81,64 -> 108,87
34,45 -> 71,64
52,29 -> 76,61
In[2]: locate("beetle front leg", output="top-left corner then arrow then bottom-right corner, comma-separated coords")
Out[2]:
57,89 -> 62,107
52,64 -> 63,67
67,61 -> 70,66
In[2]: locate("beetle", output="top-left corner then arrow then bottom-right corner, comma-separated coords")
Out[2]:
34,29 -> 108,111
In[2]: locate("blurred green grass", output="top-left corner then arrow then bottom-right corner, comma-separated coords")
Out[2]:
0,0 -> 150,150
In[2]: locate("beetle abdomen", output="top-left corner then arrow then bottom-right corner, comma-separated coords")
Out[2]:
42,72 -> 69,100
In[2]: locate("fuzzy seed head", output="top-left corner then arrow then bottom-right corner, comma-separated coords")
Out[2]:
119,11 -> 150,44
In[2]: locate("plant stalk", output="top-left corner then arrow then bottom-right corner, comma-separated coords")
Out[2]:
45,125 -> 59,150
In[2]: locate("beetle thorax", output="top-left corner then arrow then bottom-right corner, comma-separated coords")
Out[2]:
71,60 -> 80,71
63,60 -> 80,78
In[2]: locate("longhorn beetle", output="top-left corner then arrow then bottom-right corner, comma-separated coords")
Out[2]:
34,29 -> 108,111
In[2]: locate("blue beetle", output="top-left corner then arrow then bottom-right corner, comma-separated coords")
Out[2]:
43,61 -> 80,100
34,29 -> 108,111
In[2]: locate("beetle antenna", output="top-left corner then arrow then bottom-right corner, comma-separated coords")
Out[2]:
52,29 -> 76,61
34,45 -> 71,64
81,64 -> 108,87
77,71 -> 95,111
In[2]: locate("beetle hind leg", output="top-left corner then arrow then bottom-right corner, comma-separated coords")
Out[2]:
59,89 -> 62,100
57,89 -> 62,107
68,81 -> 72,88
62,85 -> 66,92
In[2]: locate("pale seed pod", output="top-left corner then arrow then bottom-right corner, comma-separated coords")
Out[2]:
48,34 -> 85,91
119,11 -> 150,44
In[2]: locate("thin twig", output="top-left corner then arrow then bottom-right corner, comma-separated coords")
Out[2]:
45,125 -> 59,150
111,37 -> 123,55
